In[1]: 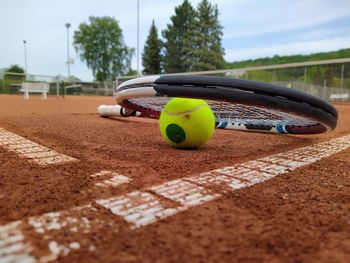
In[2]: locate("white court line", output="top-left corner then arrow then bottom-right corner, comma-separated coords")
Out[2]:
0,205 -> 105,263
0,128 -> 78,166
26,205 -> 97,262
150,179 -> 221,207
0,221 -> 35,263
98,135 -> 350,228
1,135 -> 350,262
90,171 -> 130,188
96,191 -> 181,229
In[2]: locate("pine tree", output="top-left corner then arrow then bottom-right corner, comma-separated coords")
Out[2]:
162,0 -> 197,73
192,0 -> 225,71
142,20 -> 162,74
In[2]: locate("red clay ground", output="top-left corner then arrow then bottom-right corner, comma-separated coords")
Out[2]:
0,94 -> 349,262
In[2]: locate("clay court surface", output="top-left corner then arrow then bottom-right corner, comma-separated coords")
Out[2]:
0,94 -> 349,263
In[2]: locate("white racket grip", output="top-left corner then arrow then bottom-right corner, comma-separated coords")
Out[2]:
97,105 -> 123,117
97,105 -> 141,117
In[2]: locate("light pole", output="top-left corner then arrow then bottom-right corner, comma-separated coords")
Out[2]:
137,0 -> 140,75
65,23 -> 71,78
23,40 -> 28,77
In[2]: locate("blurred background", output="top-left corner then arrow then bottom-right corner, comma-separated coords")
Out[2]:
0,0 -> 349,101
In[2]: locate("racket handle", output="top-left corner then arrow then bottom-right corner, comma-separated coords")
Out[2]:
97,105 -> 140,117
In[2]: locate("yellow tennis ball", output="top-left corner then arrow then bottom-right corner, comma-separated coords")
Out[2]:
159,98 -> 215,149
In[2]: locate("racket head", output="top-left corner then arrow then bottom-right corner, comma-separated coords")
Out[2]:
115,75 -> 338,134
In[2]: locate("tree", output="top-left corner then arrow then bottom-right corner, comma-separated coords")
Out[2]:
5,65 -> 25,81
162,0 -> 197,73
142,20 -> 162,74
73,16 -> 134,82
6,64 -> 24,74
192,0 -> 225,71
125,69 -> 138,76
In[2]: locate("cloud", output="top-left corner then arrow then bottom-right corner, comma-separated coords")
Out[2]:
225,36 -> 350,61
0,0 -> 349,80
222,0 -> 350,39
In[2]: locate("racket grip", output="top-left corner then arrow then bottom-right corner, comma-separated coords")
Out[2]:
97,105 -> 123,117
97,105 -> 140,117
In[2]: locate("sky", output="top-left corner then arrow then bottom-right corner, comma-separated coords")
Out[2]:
1,0 -> 350,81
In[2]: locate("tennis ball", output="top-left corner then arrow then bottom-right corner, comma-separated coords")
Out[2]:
159,98 -> 215,149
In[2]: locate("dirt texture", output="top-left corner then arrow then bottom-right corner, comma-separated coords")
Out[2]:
0,94 -> 349,263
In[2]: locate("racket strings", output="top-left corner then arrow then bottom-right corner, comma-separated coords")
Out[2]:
127,97 -> 319,127
212,101 -> 317,127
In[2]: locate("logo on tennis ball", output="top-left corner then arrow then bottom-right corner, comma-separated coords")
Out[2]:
159,98 -> 215,149
166,123 -> 186,143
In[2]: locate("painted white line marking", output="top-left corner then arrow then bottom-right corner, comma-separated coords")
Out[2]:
15,146 -> 49,155
24,204 -> 105,263
0,142 -> 37,149
96,191 -> 180,229
28,205 -> 95,235
37,240 -> 80,263
215,166 -> 275,180
0,235 -> 23,248
95,175 -> 130,187
31,155 -> 78,166
257,156 -> 305,169
1,135 -> 350,262
0,255 -> 35,263
22,150 -> 59,159
0,128 -> 78,166
90,171 -> 130,188
185,172 -> 249,191
150,179 -> 221,207
90,171 -> 111,178
0,221 -> 35,263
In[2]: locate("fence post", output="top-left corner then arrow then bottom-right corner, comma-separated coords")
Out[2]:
340,64 -> 344,89
323,79 -> 327,100
56,81 -> 60,97
61,81 -> 65,98
304,67 -> 307,83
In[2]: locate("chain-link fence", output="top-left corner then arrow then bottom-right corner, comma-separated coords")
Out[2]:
1,58 -> 349,101
0,72 -> 115,96
112,58 -> 350,102
0,72 -> 60,95
273,81 -> 349,102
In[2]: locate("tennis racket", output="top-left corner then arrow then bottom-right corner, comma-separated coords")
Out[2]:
107,75 -> 337,134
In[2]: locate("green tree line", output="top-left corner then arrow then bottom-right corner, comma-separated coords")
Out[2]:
226,49 -> 350,69
143,0 -> 224,74
73,0 -> 225,81
226,49 -> 350,88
